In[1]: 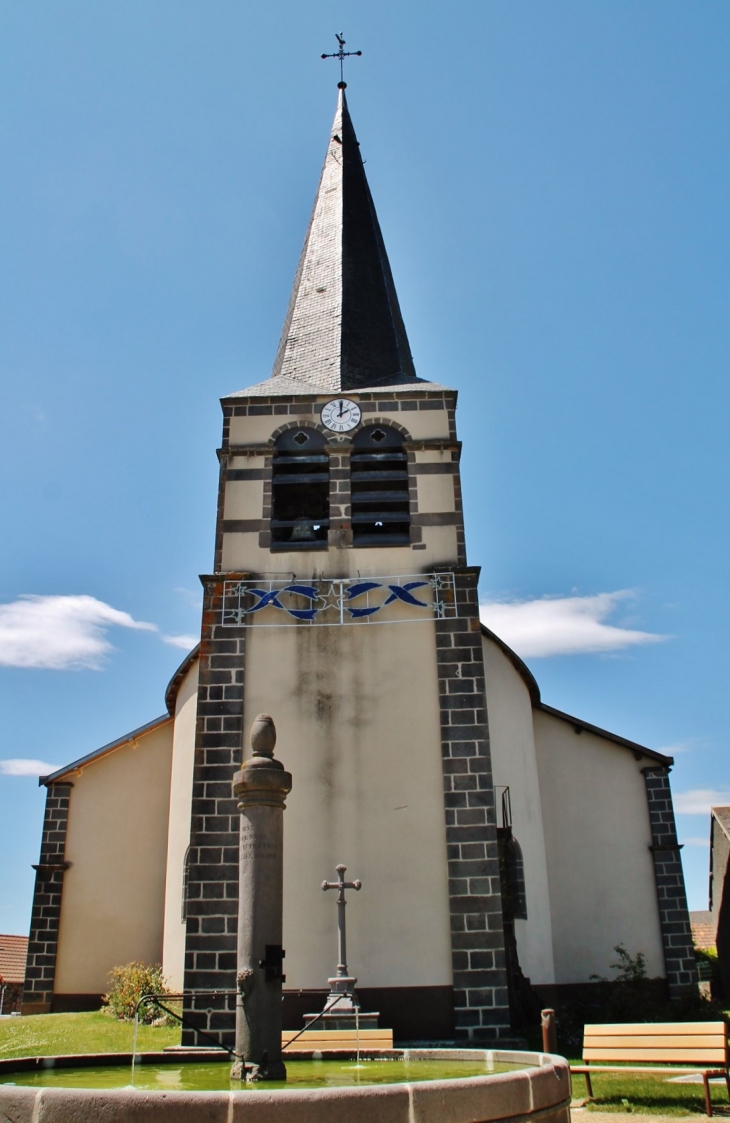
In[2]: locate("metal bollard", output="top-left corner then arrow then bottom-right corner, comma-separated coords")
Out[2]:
541,1008 -> 557,1054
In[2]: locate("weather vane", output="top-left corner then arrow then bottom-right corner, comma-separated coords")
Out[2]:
321,33 -> 362,87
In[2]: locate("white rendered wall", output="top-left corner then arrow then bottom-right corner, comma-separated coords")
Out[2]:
481,637 -> 556,986
162,660 -> 199,990
533,709 -> 665,983
221,516 -> 458,575
54,721 -> 174,995
241,616 -> 453,992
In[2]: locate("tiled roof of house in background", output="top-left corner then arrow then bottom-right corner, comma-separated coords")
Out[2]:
0,934 -> 28,984
690,911 -> 716,951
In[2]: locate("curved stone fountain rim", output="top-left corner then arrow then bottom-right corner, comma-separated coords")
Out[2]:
0,1048 -> 572,1123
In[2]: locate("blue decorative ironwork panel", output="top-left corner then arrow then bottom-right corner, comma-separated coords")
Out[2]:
221,573 -> 457,627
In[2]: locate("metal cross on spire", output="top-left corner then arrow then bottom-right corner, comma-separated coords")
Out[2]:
321,32 -> 362,86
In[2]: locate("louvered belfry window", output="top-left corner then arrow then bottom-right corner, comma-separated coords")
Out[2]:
351,425 -> 410,546
271,429 -> 329,548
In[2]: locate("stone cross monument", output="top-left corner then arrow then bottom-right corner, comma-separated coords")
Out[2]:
321,864 -> 361,1014
312,864 -> 379,1031
231,714 -> 292,1081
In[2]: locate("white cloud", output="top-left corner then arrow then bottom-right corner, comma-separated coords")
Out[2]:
674,789 -> 730,816
0,759 -> 60,777
0,595 -> 156,670
162,633 -> 198,651
680,837 -> 711,848
479,590 -> 668,658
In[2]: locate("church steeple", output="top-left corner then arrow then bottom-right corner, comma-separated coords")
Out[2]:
270,87 -> 416,392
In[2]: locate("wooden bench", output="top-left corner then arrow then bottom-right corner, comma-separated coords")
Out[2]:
571,1022 -> 729,1116
282,1028 -> 394,1053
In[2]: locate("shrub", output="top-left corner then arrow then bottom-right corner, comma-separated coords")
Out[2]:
102,962 -> 174,1024
607,945 -> 648,984
554,944 -> 724,1048
695,946 -> 718,967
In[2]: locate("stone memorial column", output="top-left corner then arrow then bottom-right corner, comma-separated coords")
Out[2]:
231,714 -> 292,1081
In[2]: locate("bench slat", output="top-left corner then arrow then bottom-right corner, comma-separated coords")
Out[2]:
282,1037 -> 394,1043
585,1023 -> 726,1037
586,1036 -> 726,1050
573,1066 -> 728,1074
283,1034 -> 394,1052
282,1030 -> 395,1052
584,1048 -> 727,1064
283,1042 -> 395,1051
282,1030 -> 392,1042
284,1041 -> 394,1049
282,1040 -> 396,1047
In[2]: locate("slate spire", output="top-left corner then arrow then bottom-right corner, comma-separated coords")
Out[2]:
271,87 -> 416,392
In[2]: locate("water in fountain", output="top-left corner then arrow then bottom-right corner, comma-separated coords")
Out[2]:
0,1057 -> 531,1093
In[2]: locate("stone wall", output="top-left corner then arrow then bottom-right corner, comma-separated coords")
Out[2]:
642,765 -> 698,997
181,575 -> 247,1047
435,566 -> 511,1041
22,783 -> 72,1014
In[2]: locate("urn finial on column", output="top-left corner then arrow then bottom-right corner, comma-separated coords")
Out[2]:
250,713 -> 276,758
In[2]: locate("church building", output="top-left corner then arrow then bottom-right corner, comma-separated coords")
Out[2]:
22,85 -> 697,1043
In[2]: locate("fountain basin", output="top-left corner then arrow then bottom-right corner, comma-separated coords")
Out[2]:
0,1048 -> 570,1122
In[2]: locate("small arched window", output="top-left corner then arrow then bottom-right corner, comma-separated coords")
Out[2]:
271,429 -> 329,549
351,426 -> 410,546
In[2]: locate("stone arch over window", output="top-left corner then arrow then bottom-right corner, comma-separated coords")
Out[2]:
267,418 -> 328,446
356,416 -> 413,442
351,424 -> 410,546
270,427 -> 329,548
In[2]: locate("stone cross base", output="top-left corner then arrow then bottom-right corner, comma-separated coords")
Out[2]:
308,975 -> 380,1030
305,1009 -> 381,1031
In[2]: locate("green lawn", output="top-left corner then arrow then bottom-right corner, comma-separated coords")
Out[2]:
571,1069 -> 730,1116
0,1011 -> 181,1060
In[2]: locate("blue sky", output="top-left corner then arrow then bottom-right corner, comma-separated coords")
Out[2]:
1,1 -> 728,934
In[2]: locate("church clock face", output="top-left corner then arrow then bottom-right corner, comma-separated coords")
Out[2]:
321,398 -> 361,433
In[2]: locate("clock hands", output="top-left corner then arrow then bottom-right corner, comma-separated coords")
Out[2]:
321,397 -> 361,432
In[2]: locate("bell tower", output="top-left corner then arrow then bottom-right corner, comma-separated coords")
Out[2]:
182,86 -> 511,1045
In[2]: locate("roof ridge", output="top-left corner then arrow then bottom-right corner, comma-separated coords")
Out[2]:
41,714 -> 172,785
